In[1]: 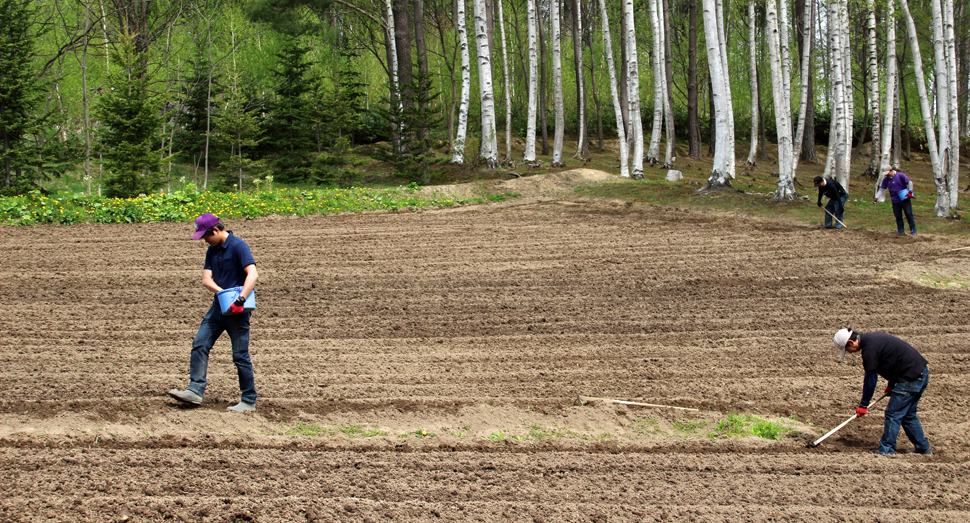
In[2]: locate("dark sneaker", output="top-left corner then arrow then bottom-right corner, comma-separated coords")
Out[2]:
911,231 -> 918,236
907,450 -> 932,455
227,401 -> 256,412
894,231 -> 905,235
168,389 -> 203,405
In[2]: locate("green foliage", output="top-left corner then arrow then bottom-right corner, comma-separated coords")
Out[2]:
0,0 -> 49,188
173,48 -> 223,166
95,34 -> 167,198
711,413 -> 792,440
260,36 -> 321,184
0,185 -> 507,226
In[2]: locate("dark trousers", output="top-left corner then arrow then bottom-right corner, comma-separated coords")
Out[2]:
892,199 -> 917,233
825,194 -> 847,229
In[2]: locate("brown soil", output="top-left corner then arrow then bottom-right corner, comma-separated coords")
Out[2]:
3,170 -> 969,522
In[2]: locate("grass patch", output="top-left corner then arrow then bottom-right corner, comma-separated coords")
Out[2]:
275,422 -> 334,437
400,429 -> 437,439
916,273 -> 970,289
710,413 -> 794,440
673,419 -> 709,436
339,424 -> 388,438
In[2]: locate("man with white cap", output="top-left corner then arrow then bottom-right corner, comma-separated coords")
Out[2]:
834,328 -> 931,455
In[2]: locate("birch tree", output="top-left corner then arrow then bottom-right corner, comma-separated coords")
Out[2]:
451,0 -> 471,164
572,0 -> 589,159
877,0 -> 896,179
496,0 -> 513,164
624,0 -> 644,178
473,0 -> 499,168
524,0 -> 539,163
791,0 -> 813,172
942,0 -> 959,210
551,0 -> 566,167
824,0 -> 851,189
900,0 -> 946,215
646,0 -> 665,166
767,0 -> 795,200
862,0 -> 882,179
598,0 -> 629,178
745,1 -> 758,168
700,0 -> 734,189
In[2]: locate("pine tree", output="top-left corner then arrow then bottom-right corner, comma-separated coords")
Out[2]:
262,37 -> 318,183
95,34 -> 166,198
173,49 -> 223,169
0,0 -> 44,188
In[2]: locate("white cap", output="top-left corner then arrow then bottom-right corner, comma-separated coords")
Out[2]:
834,328 -> 853,360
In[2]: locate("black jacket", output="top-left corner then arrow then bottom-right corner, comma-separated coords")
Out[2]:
817,179 -> 847,206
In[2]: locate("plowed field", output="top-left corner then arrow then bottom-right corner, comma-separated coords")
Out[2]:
3,172 -> 970,522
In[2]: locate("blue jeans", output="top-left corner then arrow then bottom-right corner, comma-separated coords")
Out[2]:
878,367 -> 929,454
892,199 -> 917,233
188,299 -> 257,403
825,194 -> 847,229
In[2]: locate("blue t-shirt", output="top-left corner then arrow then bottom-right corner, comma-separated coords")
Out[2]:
203,231 -> 256,290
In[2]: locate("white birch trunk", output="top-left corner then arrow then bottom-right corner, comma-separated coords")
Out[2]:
930,0 -> 952,213
840,0 -> 852,179
943,0 -> 959,209
779,0 -> 793,120
828,0 -> 849,188
524,0 -> 539,163
701,0 -> 734,187
572,0 -> 589,159
497,0 -> 513,164
451,0 -> 471,164
647,0 -> 664,166
900,0 -> 946,215
716,0 -> 735,168
746,1 -> 759,168
598,0 -> 629,178
552,0 -> 566,167
768,0 -> 795,200
865,0 -> 882,178
878,0 -> 896,178
385,0 -> 401,151
624,0 -> 644,178
791,0 -> 813,174
474,0 -> 499,168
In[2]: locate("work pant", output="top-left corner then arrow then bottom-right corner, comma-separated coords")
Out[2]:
825,194 -> 847,229
188,299 -> 258,403
878,366 -> 930,455
891,198 -> 917,233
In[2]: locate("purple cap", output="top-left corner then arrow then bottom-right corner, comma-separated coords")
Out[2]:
191,213 -> 220,239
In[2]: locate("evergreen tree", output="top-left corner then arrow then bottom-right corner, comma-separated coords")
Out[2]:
173,49 -> 223,169
95,34 -> 166,198
262,36 -> 318,183
0,0 -> 45,188
213,80 -> 267,192
319,49 -> 367,152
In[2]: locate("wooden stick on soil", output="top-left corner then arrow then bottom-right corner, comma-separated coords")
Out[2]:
575,395 -> 699,411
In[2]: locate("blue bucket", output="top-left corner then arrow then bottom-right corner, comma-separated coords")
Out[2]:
897,189 -> 911,200
217,287 -> 256,315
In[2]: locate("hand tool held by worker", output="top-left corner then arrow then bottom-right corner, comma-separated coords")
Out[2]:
856,407 -> 867,417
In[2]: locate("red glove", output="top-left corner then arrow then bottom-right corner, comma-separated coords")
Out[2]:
885,385 -> 892,394
228,295 -> 246,314
856,407 -> 867,417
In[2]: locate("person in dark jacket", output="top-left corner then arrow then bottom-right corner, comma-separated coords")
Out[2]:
834,328 -> 931,455
814,176 -> 848,229
873,166 -> 917,236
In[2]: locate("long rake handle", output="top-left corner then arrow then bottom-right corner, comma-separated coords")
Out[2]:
811,393 -> 888,447
822,207 -> 847,229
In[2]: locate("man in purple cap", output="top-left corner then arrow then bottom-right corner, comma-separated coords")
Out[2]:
169,213 -> 259,412
873,166 -> 918,236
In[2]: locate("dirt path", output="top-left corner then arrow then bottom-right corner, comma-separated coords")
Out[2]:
3,171 -> 969,521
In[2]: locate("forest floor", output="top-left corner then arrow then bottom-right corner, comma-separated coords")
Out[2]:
3,165 -> 970,521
